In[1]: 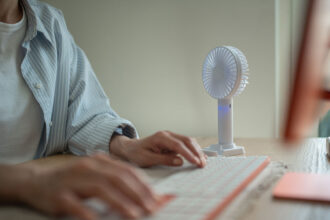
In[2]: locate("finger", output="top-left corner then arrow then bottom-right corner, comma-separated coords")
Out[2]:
141,150 -> 183,167
82,184 -> 142,219
59,192 -> 97,220
110,172 -> 158,214
118,164 -> 160,204
91,155 -> 159,213
168,133 -> 206,167
155,133 -> 200,166
93,154 -> 157,200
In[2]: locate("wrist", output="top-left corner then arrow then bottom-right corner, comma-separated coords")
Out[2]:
109,134 -> 135,161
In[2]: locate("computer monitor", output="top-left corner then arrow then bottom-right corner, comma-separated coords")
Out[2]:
284,0 -> 330,143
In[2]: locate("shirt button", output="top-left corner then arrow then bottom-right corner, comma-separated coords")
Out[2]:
34,83 -> 42,89
49,121 -> 53,127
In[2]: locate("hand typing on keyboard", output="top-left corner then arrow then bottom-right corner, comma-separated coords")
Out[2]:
8,154 -> 162,220
109,131 -> 207,168
6,131 -> 207,220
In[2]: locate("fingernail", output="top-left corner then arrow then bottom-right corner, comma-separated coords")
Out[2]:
173,158 -> 182,165
129,208 -> 142,219
149,190 -> 158,202
145,201 -> 156,214
200,160 -> 204,167
194,156 -> 200,165
202,157 -> 207,167
154,194 -> 162,203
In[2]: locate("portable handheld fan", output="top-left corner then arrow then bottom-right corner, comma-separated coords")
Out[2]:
202,46 -> 249,156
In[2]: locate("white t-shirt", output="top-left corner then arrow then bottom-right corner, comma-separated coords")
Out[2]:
0,9 -> 43,164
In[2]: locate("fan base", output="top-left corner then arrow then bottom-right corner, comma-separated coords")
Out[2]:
203,144 -> 245,156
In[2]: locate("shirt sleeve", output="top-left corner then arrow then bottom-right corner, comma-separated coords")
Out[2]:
65,40 -> 138,156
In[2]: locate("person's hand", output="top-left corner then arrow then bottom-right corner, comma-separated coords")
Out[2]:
13,154 -> 160,220
110,131 -> 207,168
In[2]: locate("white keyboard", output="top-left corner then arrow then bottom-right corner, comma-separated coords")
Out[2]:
146,156 -> 269,220
82,156 -> 270,220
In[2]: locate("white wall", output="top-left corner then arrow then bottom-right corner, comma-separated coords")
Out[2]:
43,0 -> 277,138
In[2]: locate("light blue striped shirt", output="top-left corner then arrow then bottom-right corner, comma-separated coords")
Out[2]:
19,0 -> 137,158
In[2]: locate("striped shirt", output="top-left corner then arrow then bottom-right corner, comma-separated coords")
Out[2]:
17,0 -> 137,158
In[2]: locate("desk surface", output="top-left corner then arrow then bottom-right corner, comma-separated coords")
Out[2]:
0,138 -> 329,220
199,138 -> 330,220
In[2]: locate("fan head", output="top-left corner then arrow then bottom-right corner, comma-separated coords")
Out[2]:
202,46 -> 249,99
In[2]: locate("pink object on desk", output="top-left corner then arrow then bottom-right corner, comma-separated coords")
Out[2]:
273,172 -> 330,202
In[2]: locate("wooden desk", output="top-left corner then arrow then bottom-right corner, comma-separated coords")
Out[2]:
0,138 -> 329,220
199,137 -> 330,220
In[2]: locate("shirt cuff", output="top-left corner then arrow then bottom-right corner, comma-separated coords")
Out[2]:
68,114 -> 138,156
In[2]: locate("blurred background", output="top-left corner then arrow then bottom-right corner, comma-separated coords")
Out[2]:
43,0 -> 318,138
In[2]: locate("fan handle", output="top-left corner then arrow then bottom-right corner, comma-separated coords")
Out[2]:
202,98 -> 246,157
218,99 -> 234,148
218,98 -> 245,156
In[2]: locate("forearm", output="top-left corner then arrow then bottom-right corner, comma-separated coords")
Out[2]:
0,164 -> 34,203
21,154 -> 78,167
0,155 -> 78,202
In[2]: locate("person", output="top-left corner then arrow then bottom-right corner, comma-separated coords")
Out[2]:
0,0 -> 207,220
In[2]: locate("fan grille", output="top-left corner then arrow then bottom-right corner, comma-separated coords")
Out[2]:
202,46 -> 249,99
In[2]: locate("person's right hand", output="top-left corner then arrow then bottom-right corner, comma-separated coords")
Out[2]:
17,154 -> 160,220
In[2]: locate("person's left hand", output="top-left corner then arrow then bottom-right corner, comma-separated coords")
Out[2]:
109,131 -> 207,168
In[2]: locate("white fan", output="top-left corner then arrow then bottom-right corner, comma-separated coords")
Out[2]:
202,46 -> 249,156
